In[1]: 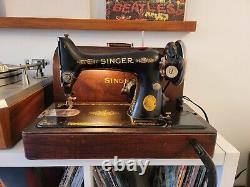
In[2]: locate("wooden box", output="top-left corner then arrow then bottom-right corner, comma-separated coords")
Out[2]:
23,103 -> 216,159
0,76 -> 53,148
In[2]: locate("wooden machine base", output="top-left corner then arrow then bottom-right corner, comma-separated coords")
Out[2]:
22,103 -> 217,160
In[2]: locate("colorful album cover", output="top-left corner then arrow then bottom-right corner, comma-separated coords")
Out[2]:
106,0 -> 186,21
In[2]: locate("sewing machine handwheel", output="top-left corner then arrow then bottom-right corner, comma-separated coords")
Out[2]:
164,41 -> 186,85
175,40 -> 186,60
164,42 -> 176,58
175,40 -> 186,85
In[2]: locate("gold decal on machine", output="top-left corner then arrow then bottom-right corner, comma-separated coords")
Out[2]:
143,95 -> 156,112
136,57 -> 156,63
77,57 -> 156,65
100,58 -> 134,64
104,77 -> 129,84
89,110 -> 119,117
78,59 -> 98,65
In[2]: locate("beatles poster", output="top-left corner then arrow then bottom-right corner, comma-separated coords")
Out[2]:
106,0 -> 186,21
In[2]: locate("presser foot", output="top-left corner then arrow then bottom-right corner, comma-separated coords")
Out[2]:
53,96 -> 77,110
65,96 -> 76,109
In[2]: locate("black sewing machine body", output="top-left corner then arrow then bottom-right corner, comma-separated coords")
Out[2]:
57,36 -> 187,124
58,36 -> 165,122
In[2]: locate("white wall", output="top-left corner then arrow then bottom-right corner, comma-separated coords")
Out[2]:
0,0 -> 250,185
2,0 -> 90,18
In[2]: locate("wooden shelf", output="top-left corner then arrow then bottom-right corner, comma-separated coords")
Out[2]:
0,17 -> 196,32
0,134 -> 240,187
0,137 -> 226,167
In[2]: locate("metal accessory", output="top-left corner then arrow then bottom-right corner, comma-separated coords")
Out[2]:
24,59 -> 49,79
141,31 -> 145,47
62,72 -> 74,84
0,64 -> 22,87
66,96 -> 76,109
152,82 -> 161,91
22,68 -> 30,85
0,59 -> 48,87
165,65 -> 179,78
38,108 -> 80,118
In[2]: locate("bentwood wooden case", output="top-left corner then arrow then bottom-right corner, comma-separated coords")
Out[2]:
22,46 -> 217,159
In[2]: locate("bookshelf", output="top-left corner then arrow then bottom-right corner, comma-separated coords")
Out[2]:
0,17 -> 196,32
0,134 -> 239,187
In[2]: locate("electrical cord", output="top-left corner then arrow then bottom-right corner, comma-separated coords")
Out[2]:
190,139 -> 217,187
174,96 -> 217,185
179,96 -> 210,123
178,96 -> 245,181
235,168 -> 247,180
177,96 -> 246,181
176,95 -> 247,180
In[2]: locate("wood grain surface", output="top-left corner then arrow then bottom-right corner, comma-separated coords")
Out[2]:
23,133 -> 216,159
0,17 -> 197,32
0,108 -> 11,148
23,104 -> 217,159
0,83 -> 53,149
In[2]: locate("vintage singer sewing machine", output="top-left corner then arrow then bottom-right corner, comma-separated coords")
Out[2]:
51,34 -> 186,125
22,35 -> 217,186
23,35 -> 217,161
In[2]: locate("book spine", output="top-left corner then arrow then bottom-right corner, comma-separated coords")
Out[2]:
179,166 -> 187,187
174,166 -> 181,187
96,166 -> 114,187
177,166 -> 185,187
198,167 -> 207,187
194,166 -> 205,187
165,166 -> 178,187
93,167 -> 105,187
71,167 -> 84,187
165,166 -> 171,187
95,167 -> 108,187
182,166 -> 194,187
59,167 -> 76,187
